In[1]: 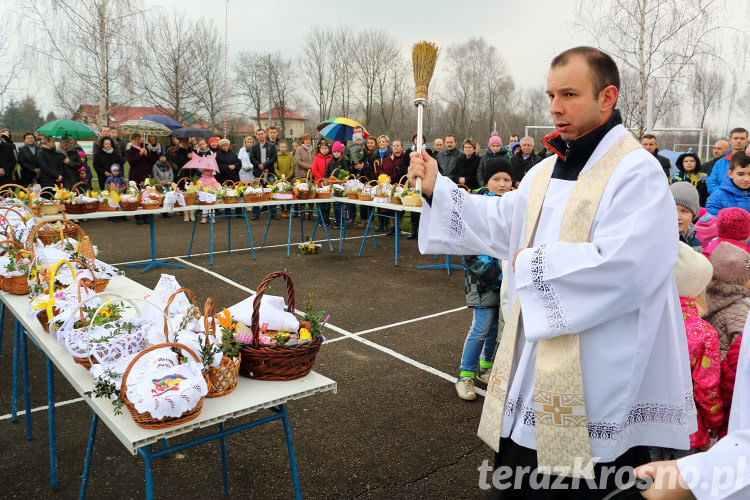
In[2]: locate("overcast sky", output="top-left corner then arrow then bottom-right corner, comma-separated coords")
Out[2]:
3,0 -> 750,130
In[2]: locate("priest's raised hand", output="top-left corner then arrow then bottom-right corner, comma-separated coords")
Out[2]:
407,148 -> 438,196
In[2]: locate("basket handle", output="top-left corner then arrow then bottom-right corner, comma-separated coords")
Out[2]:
0,183 -> 32,201
44,259 -> 76,320
119,342 -> 201,401
164,287 -> 199,342
251,272 -> 295,348
456,183 -> 471,193
305,169 -> 312,183
71,182 -> 91,195
203,297 -> 216,341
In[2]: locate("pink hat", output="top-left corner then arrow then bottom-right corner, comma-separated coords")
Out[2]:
488,132 -> 502,148
717,207 -> 750,241
332,141 -> 344,153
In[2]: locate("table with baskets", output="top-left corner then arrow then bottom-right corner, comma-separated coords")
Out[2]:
1,272 -> 336,500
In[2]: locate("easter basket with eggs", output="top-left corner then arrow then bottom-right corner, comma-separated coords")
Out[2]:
238,271 -> 325,380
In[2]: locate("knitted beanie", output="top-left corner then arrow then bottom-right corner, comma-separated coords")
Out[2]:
710,241 -> 750,284
488,132 -> 503,148
670,181 -> 700,218
483,157 -> 514,186
673,242 -> 713,298
717,207 -> 750,241
332,141 -> 344,153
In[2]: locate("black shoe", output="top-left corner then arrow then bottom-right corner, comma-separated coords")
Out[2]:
408,232 -> 417,240
160,213 -> 170,218
136,217 -> 143,225
272,213 -> 281,220
250,214 -> 259,220
387,228 -> 395,236
331,222 -> 340,229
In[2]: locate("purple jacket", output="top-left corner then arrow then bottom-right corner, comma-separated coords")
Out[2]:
125,144 -> 153,185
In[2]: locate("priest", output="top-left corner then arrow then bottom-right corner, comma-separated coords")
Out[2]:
408,46 -> 696,498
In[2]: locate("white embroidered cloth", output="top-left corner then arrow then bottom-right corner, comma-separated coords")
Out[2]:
125,358 -> 207,420
227,295 -> 298,332
162,191 -> 185,209
57,316 -> 152,365
90,348 -> 179,390
197,191 -> 217,203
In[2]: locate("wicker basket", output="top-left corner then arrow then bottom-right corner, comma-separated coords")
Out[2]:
239,272 -> 323,380
345,192 -> 359,200
121,342 -> 205,429
400,195 -> 423,207
71,258 -> 109,293
26,217 -> 86,253
97,201 -> 118,212
63,201 -> 98,214
358,180 -> 377,201
34,259 -> 78,334
1,274 -> 29,295
221,196 -> 239,204
140,197 -> 163,210
202,298 -> 239,397
119,199 -> 140,211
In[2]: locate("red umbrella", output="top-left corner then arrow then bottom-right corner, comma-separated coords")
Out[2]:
180,154 -> 219,172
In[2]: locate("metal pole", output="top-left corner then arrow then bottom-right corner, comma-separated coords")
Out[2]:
697,129 -> 703,159
706,131 -> 711,161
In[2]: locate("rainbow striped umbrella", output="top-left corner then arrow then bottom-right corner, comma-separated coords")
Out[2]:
315,117 -> 370,142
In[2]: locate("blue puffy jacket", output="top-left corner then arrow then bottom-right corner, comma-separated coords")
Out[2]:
706,151 -> 734,194
705,174 -> 750,215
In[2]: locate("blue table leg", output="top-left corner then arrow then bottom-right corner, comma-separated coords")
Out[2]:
261,209 -> 272,250
317,205 -> 333,252
279,405 -> 302,500
0,303 -> 4,370
287,204 -> 293,258
394,211 -> 399,267
219,422 -> 229,494
416,254 -> 465,275
338,204 -> 344,253
358,209 -> 376,256
126,214 -> 183,273
20,322 -> 33,440
227,209 -> 231,253
139,444 -> 155,500
242,210 -> 256,260
47,357 -> 57,489
299,206 -> 305,242
187,211 -> 198,258
161,438 -> 169,448
11,318 -> 19,422
209,210 -> 214,265
79,413 -> 98,500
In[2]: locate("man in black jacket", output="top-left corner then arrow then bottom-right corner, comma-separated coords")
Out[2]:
250,128 -> 277,178
702,139 -> 730,176
37,136 -> 64,187
641,134 -> 671,178
16,132 -> 40,186
0,134 -> 15,186
510,136 -> 542,185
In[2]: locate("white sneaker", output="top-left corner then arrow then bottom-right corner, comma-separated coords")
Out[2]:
455,376 -> 476,401
477,368 -> 491,385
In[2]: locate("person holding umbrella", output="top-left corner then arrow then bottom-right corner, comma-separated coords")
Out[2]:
125,133 -> 153,225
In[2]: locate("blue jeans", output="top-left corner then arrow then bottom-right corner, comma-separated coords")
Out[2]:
251,206 -> 277,217
459,306 -> 499,374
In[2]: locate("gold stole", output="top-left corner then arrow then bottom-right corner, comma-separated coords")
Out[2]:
477,133 -> 640,479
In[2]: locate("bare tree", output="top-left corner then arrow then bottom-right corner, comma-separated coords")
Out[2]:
331,29 -> 355,119
692,61 -> 725,129
375,57 -> 409,136
352,29 -> 399,127
265,52 -> 297,139
0,19 -> 21,110
235,51 -> 267,129
189,17 -> 224,128
575,0 -> 724,137
22,0 -> 144,128
137,11 -> 197,119
441,38 -> 488,139
299,26 -> 336,124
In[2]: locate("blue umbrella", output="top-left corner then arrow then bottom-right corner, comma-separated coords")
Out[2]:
141,114 -> 182,130
316,117 -> 369,142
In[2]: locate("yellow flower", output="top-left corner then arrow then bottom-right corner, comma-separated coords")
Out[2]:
299,328 -> 312,340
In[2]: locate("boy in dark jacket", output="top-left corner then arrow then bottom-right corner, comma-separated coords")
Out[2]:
455,157 -> 513,401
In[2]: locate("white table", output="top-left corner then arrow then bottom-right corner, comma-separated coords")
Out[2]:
2,276 -> 337,499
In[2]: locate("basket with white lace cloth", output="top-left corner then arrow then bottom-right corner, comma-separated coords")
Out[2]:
119,342 -> 207,429
56,293 -> 158,369
161,287 -> 240,397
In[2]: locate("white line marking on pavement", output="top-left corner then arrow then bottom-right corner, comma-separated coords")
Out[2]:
325,306 -> 468,344
111,234 -> 387,266
0,397 -> 84,421
172,258 -> 485,397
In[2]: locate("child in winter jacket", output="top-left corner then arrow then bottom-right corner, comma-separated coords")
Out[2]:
673,242 -> 724,451
152,152 -> 174,183
310,141 -> 331,182
706,151 -> 750,216
104,164 -> 126,190
274,142 -> 294,181
455,158 -> 513,401
324,142 -> 349,228
702,207 -> 750,259
670,181 -> 702,251
706,242 -> 750,358
671,152 -> 708,206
